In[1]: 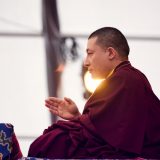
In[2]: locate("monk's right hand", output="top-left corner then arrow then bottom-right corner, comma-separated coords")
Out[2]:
45,97 -> 81,120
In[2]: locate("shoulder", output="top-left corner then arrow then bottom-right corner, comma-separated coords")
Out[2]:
113,65 -> 151,89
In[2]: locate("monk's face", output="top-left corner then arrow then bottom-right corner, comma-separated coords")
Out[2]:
84,37 -> 113,79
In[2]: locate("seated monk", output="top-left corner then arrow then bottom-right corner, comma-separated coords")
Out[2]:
28,27 -> 160,159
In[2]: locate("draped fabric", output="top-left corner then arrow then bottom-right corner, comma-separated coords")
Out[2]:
42,0 -> 64,122
28,61 -> 160,159
0,123 -> 22,160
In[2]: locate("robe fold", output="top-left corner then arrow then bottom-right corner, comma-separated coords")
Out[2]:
28,61 -> 160,159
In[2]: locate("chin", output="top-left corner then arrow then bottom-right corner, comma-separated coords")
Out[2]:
92,74 -> 102,80
91,72 -> 105,79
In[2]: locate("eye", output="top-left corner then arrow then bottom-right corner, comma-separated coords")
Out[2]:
87,52 -> 93,55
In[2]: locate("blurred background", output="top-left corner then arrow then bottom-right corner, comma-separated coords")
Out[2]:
0,0 -> 160,156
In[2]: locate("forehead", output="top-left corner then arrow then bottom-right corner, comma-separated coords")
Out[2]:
86,37 -> 104,52
87,37 -> 98,46
86,37 -> 98,51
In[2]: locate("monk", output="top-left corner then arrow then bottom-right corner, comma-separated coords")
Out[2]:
28,27 -> 160,159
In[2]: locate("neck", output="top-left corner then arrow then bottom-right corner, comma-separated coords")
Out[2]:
106,69 -> 114,79
113,57 -> 128,69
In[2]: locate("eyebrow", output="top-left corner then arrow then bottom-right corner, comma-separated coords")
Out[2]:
86,49 -> 94,53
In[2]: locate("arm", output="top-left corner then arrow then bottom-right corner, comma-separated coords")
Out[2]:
45,97 -> 81,120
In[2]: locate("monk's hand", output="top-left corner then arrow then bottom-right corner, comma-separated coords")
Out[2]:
45,97 -> 81,120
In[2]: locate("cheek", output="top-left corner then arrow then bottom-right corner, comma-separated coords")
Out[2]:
97,59 -> 109,74
92,58 -> 101,69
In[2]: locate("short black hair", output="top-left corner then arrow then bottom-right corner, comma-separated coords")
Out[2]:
88,27 -> 130,57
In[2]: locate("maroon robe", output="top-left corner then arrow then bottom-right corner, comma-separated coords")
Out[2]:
28,61 -> 160,159
11,133 -> 23,160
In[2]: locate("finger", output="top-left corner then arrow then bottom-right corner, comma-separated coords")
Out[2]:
45,100 -> 54,108
46,103 -> 59,113
49,109 -> 59,116
45,102 -> 52,108
45,100 -> 59,108
50,107 -> 58,112
45,99 -> 52,105
47,97 -> 62,103
45,102 -> 59,110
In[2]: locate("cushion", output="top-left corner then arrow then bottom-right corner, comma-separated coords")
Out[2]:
0,123 -> 13,160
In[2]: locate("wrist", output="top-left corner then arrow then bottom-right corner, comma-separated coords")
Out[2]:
75,112 -> 81,119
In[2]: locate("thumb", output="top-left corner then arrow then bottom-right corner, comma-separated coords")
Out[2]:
64,97 -> 74,104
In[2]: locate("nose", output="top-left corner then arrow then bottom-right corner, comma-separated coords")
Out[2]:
83,56 -> 89,68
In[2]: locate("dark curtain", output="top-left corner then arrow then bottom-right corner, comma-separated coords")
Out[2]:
42,0 -> 64,123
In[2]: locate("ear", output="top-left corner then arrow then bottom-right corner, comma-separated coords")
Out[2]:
107,47 -> 117,60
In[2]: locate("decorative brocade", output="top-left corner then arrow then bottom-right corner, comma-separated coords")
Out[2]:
0,123 -> 13,160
